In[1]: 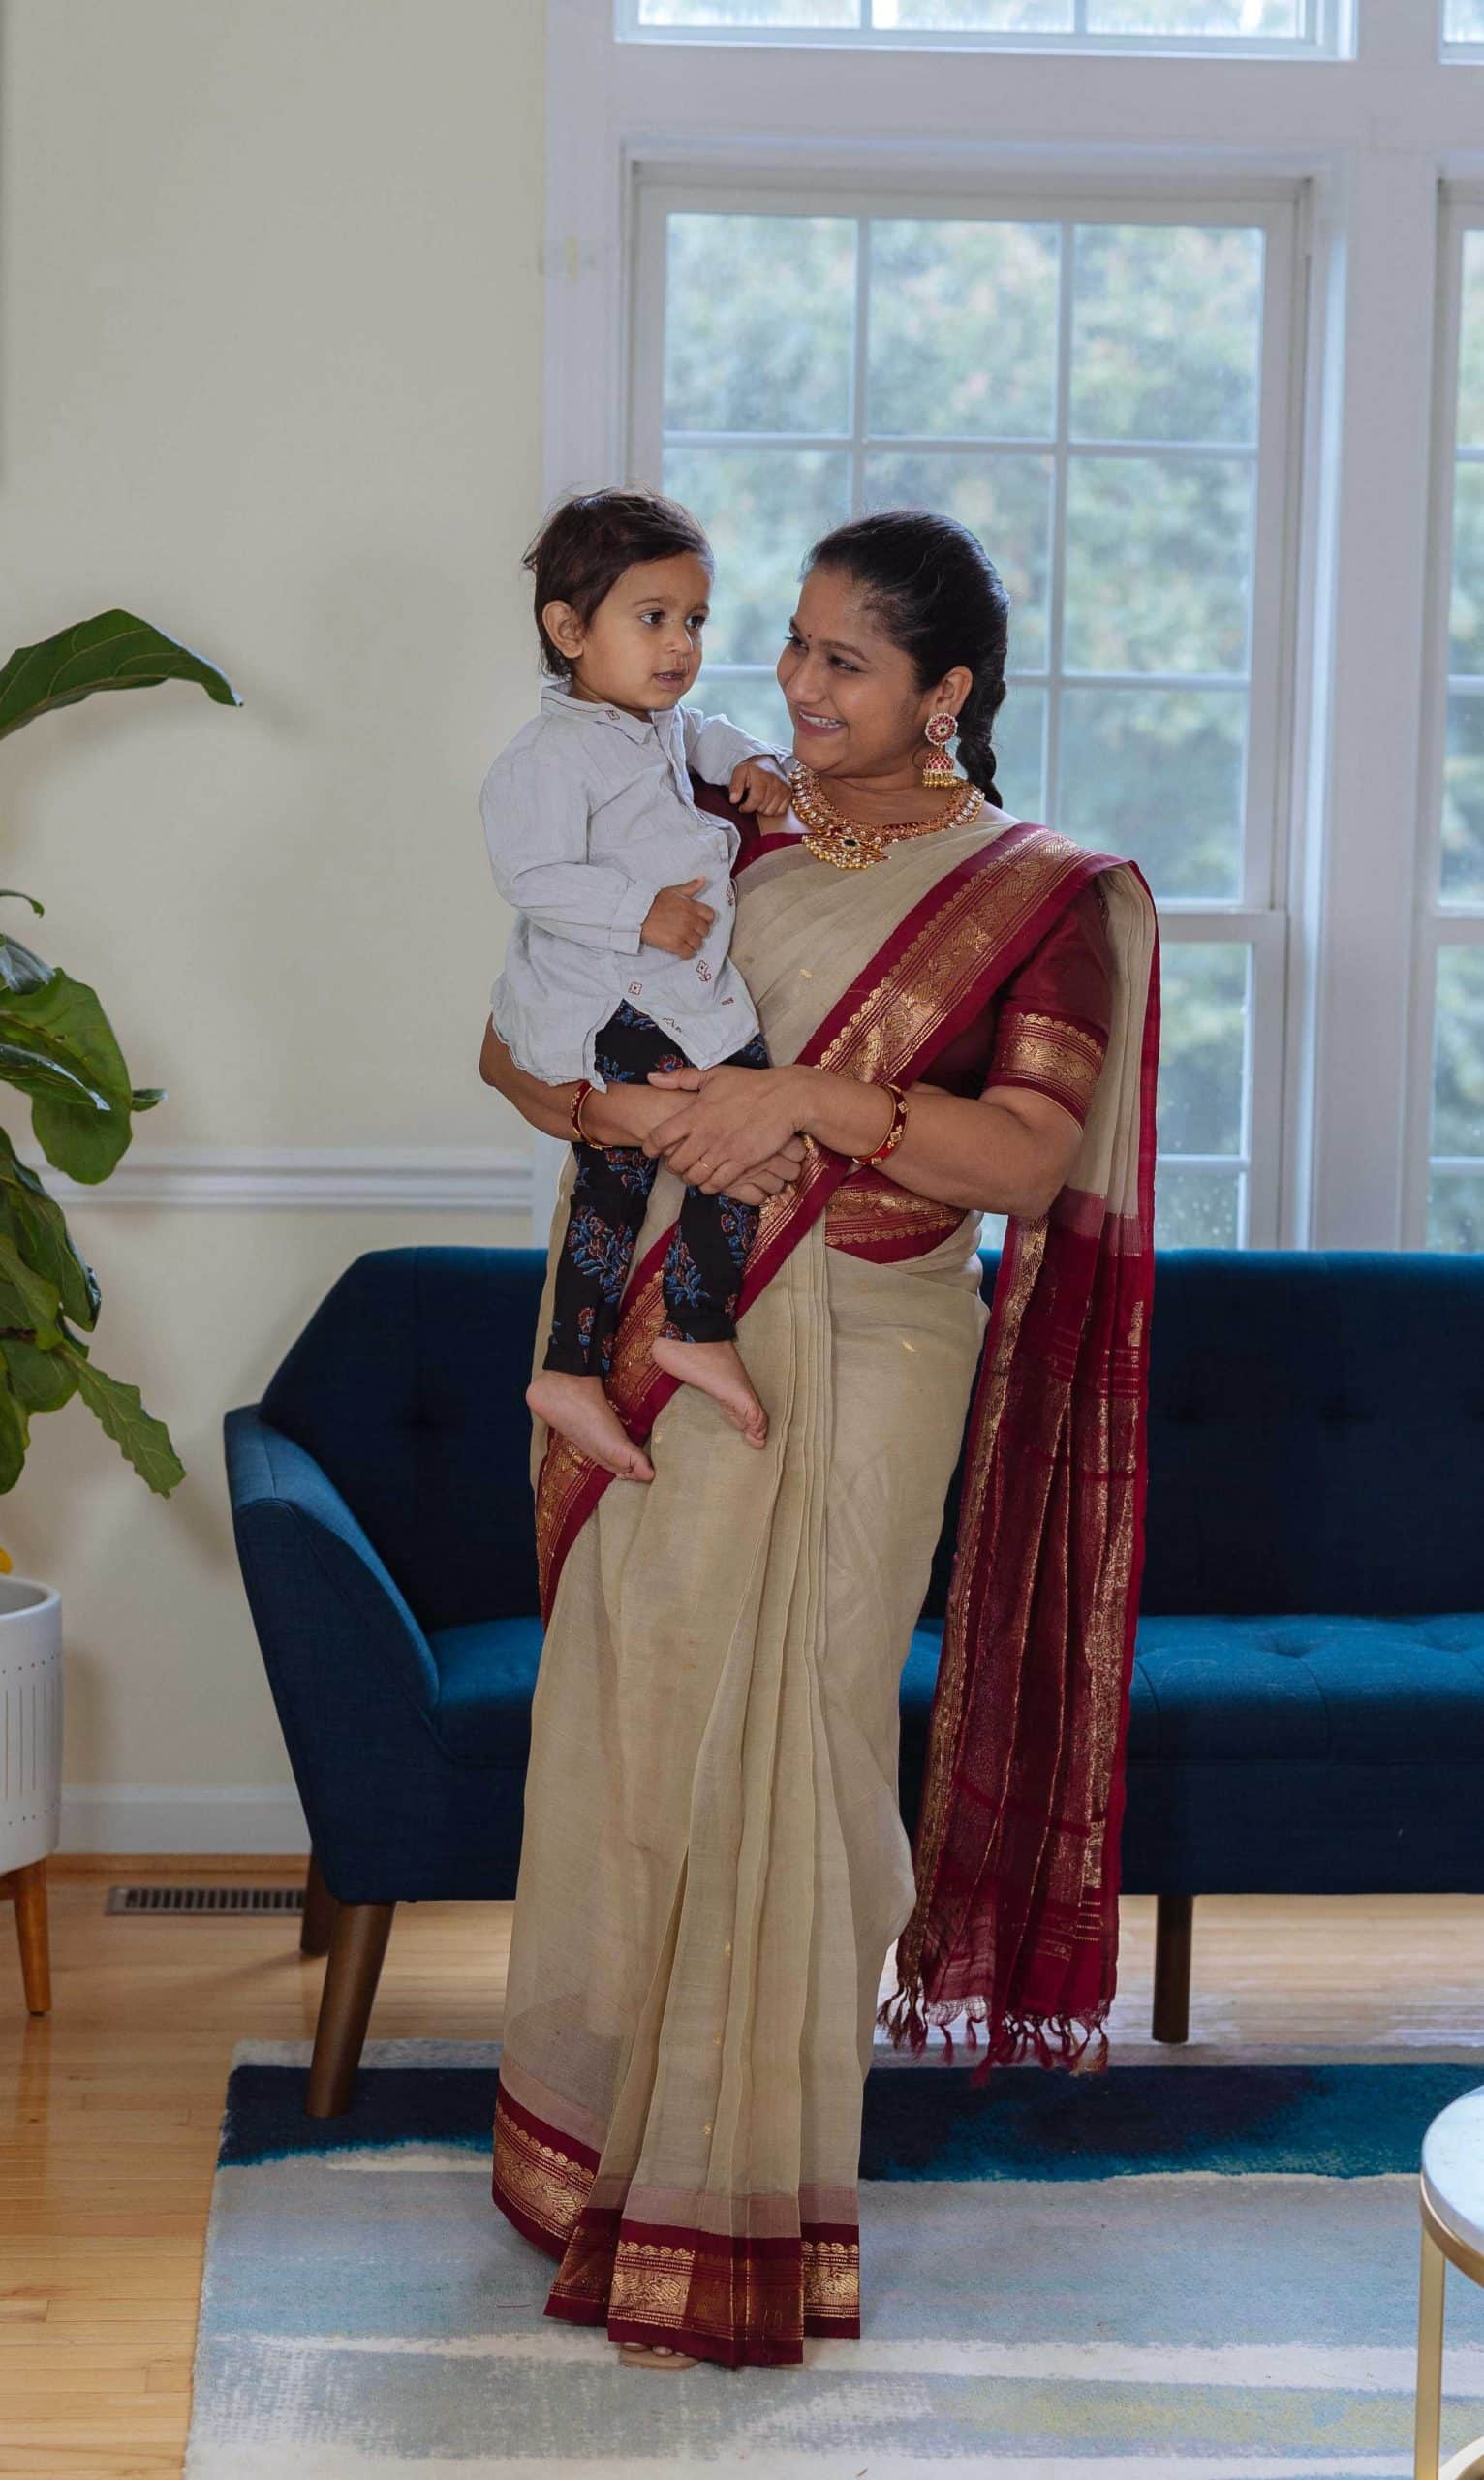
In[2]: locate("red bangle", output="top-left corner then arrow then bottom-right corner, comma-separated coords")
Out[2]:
570,1079 -> 597,1146
853,1080 -> 909,1166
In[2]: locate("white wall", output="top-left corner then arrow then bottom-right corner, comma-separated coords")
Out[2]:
0,0 -> 545,1845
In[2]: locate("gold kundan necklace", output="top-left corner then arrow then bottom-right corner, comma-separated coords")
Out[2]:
788,761 -> 984,871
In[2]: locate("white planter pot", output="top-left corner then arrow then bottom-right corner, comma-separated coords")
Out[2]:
0,1577 -> 62,1876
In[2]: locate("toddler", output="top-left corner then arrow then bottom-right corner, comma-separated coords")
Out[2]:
480,487 -> 791,1483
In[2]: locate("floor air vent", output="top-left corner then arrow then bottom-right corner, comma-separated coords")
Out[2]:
105,1883 -> 305,1916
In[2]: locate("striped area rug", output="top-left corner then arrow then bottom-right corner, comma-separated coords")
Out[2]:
185,2039 -> 1484,2479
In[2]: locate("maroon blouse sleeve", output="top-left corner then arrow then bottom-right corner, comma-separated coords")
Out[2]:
982,882 -> 1114,1128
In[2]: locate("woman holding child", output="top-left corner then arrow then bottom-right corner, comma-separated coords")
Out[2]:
478,490 -> 1159,2371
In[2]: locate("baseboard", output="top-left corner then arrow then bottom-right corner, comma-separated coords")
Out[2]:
59,1783 -> 310,1854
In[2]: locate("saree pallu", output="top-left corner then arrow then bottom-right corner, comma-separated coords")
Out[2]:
494,814 -> 1159,2368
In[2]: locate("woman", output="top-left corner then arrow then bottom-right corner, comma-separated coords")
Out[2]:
478,511 -> 1159,2372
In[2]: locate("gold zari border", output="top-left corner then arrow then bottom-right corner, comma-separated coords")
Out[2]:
493,2092 -> 594,2248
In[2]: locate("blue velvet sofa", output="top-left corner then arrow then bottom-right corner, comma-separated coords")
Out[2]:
225,1244 -> 1484,2112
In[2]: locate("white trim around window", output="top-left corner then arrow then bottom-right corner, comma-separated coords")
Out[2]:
543,0 -> 1484,1249
1405,186 -> 1484,1248
629,175 -> 1306,1245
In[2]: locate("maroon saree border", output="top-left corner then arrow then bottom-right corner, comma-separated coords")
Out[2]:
493,2076 -> 860,2368
534,820 -> 1123,1620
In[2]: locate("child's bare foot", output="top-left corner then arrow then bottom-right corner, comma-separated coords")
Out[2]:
650,1336 -> 768,1448
526,1373 -> 654,1482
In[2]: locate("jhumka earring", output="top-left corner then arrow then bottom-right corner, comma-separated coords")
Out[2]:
919,710 -> 958,789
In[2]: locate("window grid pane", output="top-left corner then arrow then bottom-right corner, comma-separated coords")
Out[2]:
1425,217 -> 1484,1253
1442,1 -> 1484,51
658,203 -> 1269,1238
628,0 -> 1331,49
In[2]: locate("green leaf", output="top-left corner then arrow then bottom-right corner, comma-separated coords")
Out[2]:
0,969 -> 135,1180
0,935 -> 54,996
54,1340 -> 184,1494
130,1085 -> 166,1111
0,1384 -> 29,1493
0,890 -> 44,914
0,612 -> 240,741
0,1038 -> 110,1109
0,1231 -> 62,1349
0,1336 -> 76,1414
0,1126 -> 100,1329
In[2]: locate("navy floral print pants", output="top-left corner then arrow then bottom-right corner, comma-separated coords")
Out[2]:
544,1004 -> 771,1379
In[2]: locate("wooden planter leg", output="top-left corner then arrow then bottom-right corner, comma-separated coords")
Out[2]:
2,1860 -> 51,2016
1152,1893 -> 1193,2044
305,1900 -> 394,2119
299,1851 -> 337,1959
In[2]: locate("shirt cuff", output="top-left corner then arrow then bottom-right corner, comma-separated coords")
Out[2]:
607,877 -> 658,953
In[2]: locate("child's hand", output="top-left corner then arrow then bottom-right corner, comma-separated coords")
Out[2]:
728,757 -> 792,818
641,877 -> 716,958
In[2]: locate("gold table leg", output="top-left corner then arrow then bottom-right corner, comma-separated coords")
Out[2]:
1417,2201 -> 1484,2480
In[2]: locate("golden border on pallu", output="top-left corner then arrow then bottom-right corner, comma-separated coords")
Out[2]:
535,823 -> 1107,1618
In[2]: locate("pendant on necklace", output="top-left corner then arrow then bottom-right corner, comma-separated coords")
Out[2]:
801,822 -> 891,871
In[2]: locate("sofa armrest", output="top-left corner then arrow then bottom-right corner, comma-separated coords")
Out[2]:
224,1404 -> 441,1750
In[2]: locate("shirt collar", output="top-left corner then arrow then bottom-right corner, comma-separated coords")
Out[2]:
541,681 -> 667,746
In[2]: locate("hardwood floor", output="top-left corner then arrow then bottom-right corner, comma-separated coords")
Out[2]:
1,1857 -> 1480,2477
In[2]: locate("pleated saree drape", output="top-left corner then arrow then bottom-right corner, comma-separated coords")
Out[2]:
492,812 -> 1159,2367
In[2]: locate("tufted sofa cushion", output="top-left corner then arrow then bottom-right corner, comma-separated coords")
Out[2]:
259,1246 -> 546,1630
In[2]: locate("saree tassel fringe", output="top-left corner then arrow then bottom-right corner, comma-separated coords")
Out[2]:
877,1983 -> 1111,2080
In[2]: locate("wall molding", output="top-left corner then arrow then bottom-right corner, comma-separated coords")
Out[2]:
59,1782 -> 310,1856
20,1145 -> 536,1217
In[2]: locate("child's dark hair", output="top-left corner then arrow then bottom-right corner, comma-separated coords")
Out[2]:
802,510 -> 1010,804
522,487 -> 714,679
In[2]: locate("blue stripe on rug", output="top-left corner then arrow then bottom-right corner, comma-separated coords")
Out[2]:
217,2060 -> 1484,2181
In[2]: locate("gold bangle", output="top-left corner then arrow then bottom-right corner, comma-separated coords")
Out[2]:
852,1080 -> 909,1167
570,1078 -> 597,1146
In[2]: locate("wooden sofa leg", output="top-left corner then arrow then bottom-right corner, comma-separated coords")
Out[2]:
1152,1893 -> 1193,2044
305,1900 -> 394,2119
299,1852 -> 337,1959
2,1860 -> 51,2015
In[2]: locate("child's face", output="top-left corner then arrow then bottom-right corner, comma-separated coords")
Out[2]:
545,553 -> 713,717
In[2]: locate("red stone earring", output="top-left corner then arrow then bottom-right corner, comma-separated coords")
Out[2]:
919,710 -> 957,789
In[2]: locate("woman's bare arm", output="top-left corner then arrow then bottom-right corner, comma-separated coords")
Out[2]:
646,1062 -> 1085,1220
477,1017 -> 807,1199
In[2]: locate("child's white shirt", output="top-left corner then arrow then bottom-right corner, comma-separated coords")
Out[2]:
481,684 -> 787,1085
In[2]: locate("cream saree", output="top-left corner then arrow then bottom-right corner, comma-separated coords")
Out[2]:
493,813 -> 1159,2367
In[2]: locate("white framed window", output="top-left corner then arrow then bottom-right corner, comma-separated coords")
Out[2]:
630,180 -> 1304,1247
540,0 -> 1484,1254
620,1 -> 1344,60
1409,194 -> 1484,1251
1442,1 -> 1484,59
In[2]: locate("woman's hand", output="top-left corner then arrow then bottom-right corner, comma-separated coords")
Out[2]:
723,1139 -> 808,1206
646,1064 -> 808,1194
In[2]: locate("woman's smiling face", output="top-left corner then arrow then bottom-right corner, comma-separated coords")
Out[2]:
777,563 -> 947,782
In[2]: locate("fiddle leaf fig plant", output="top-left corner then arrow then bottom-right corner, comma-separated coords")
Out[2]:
0,611 -> 241,1501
